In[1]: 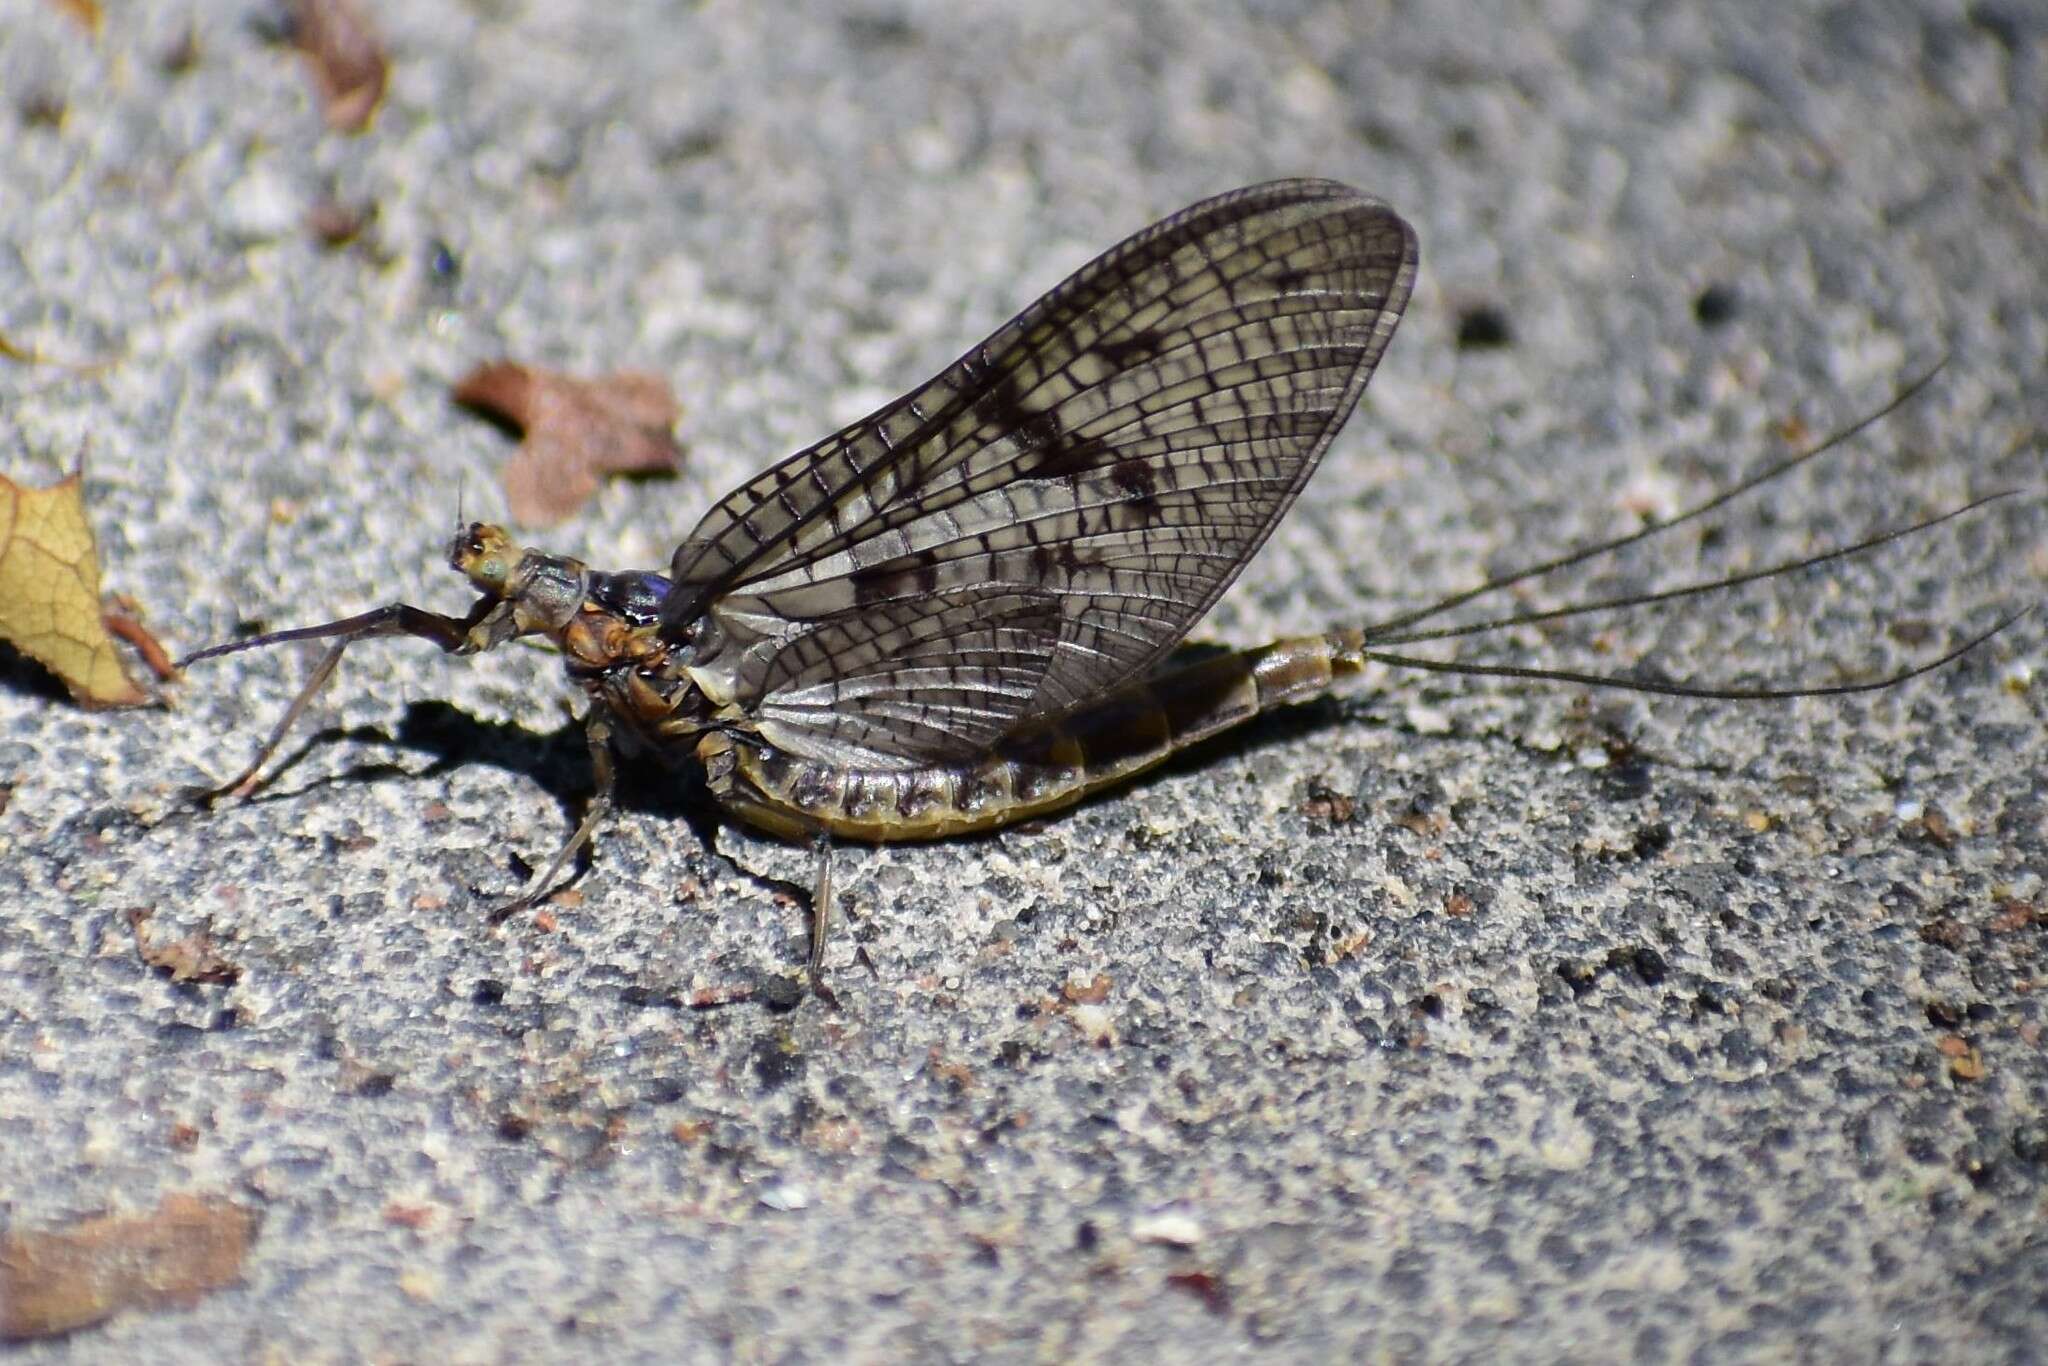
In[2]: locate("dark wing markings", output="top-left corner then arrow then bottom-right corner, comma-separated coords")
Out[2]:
662,180 -> 1416,767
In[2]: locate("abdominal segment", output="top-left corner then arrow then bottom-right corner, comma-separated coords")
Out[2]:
708,630 -> 1369,843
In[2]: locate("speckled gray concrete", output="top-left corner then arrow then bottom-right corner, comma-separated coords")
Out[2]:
2,0 -> 2044,1360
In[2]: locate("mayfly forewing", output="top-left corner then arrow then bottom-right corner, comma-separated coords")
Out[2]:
657,180 -> 1417,771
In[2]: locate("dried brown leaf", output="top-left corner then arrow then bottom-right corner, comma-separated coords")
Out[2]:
453,362 -> 683,525
304,196 -> 374,247
161,25 -> 201,74
1165,1269 -> 1231,1315
101,594 -> 179,683
20,92 -> 67,129
1773,413 -> 1812,448
382,1202 -> 435,1231
291,0 -> 387,133
0,1194 -> 257,1341
1988,898 -> 2038,934
127,909 -> 242,985
1061,973 -> 1113,1005
0,468 -> 149,707
45,0 -> 102,36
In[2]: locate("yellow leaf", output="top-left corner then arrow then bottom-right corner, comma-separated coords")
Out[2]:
0,468 -> 149,707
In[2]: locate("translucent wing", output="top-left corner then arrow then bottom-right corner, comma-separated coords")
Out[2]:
663,179 -> 1417,769
750,587 -> 1061,768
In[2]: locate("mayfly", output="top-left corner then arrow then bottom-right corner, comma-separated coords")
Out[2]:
181,180 -> 2009,973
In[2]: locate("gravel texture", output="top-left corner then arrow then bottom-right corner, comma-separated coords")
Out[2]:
2,0 -> 2044,1359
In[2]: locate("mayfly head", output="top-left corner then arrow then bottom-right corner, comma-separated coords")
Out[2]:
447,522 -> 522,600
441,526 -> 589,637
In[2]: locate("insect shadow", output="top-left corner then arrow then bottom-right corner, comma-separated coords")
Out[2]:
210,698 -> 796,916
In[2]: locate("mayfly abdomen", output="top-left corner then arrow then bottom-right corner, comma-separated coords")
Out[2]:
697,734 -> 1018,842
1041,629 -> 1372,772
702,629 -> 1375,842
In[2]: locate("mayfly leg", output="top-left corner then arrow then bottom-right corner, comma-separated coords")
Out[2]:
487,709 -> 619,923
178,601 -> 490,803
807,831 -> 833,979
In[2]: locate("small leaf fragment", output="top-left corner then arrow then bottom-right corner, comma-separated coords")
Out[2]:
0,469 -> 149,708
0,328 -> 118,376
290,0 -> 387,133
304,196 -> 374,247
0,1193 -> 258,1341
45,0 -> 102,36
453,362 -> 683,525
1061,972 -> 1113,1004
101,594 -> 179,682
161,25 -> 201,73
127,908 -> 242,985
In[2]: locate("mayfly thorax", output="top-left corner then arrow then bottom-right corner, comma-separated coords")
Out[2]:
179,180 -> 2014,976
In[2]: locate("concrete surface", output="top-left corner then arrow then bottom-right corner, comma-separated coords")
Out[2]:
2,0 -> 2044,1359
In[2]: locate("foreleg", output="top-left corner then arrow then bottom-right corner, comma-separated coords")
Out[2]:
181,600 -> 499,802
